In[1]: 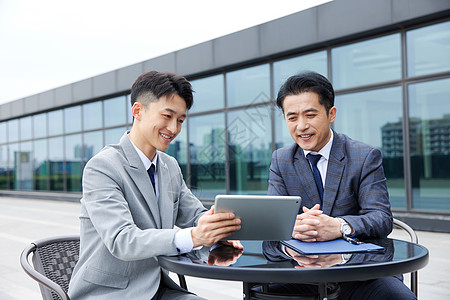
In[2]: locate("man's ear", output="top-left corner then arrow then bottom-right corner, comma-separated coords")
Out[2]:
131,102 -> 142,121
329,106 -> 337,123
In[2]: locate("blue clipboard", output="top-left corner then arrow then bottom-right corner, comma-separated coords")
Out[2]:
281,239 -> 384,255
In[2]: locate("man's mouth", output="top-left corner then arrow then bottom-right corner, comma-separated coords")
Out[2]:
161,133 -> 173,141
299,134 -> 313,139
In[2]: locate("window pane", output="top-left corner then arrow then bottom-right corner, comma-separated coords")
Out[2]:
0,122 -> 7,144
332,34 -> 401,89
226,64 -> 270,107
0,145 -> 8,189
334,87 -> 405,208
189,113 -> 226,199
165,127 -> 188,179
273,51 -> 328,95
34,139 -> 48,191
48,137 -> 64,191
83,101 -> 103,130
20,116 -> 32,140
274,107 -> 294,149
190,75 -> 225,113
104,96 -> 127,127
48,110 -> 63,136
64,106 -> 82,133
83,130 -> 104,163
407,21 -> 450,77
33,113 -> 47,139
409,78 -> 450,211
65,134 -> 82,192
228,106 -> 272,195
105,127 -> 126,145
18,141 -> 33,190
8,119 -> 19,142
127,94 -> 133,125
7,143 -> 19,189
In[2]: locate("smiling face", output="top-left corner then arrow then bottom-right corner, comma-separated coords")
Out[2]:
129,94 -> 186,160
283,92 -> 336,152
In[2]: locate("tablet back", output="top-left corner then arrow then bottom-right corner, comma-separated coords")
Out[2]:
214,195 -> 301,241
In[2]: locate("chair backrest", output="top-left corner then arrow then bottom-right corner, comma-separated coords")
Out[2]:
20,235 -> 80,300
392,218 -> 418,297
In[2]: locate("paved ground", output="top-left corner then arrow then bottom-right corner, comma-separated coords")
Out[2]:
0,196 -> 448,300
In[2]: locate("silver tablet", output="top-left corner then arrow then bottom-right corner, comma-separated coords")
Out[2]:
214,195 -> 301,241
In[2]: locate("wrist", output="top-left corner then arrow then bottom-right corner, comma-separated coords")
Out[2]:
337,217 -> 352,237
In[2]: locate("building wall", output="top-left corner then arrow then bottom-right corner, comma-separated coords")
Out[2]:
1,0 -> 450,231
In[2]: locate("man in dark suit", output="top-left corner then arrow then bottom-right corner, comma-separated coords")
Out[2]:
266,72 -> 416,299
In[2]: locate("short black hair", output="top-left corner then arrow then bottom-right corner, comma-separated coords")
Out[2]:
276,71 -> 334,114
130,70 -> 194,110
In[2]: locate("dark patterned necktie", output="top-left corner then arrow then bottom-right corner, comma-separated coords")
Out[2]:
306,153 -> 324,204
147,164 -> 156,193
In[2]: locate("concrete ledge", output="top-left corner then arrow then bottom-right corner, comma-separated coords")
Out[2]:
0,190 -> 81,202
393,212 -> 450,233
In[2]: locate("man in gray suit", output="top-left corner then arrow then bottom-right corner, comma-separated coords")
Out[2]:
265,72 -> 416,299
68,71 -> 242,300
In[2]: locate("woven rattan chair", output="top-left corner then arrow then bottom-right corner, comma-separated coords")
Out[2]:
20,235 -> 80,300
392,218 -> 419,297
20,235 -> 189,300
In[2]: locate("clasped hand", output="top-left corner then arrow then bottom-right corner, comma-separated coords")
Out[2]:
292,204 -> 341,242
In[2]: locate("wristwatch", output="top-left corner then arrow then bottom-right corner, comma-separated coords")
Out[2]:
337,218 -> 352,236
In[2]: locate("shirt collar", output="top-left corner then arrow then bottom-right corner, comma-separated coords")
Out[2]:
303,129 -> 334,161
129,137 -> 158,170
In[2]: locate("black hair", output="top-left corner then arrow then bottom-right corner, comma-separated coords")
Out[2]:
276,71 -> 334,114
130,70 -> 194,110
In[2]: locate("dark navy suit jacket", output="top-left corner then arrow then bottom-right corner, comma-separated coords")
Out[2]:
268,130 -> 392,238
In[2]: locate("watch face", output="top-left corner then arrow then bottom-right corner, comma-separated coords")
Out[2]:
342,224 -> 351,235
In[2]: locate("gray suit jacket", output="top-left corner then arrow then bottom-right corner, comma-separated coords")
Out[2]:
68,132 -> 207,300
268,131 -> 392,238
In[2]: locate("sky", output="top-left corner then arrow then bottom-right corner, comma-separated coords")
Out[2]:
0,0 -> 331,106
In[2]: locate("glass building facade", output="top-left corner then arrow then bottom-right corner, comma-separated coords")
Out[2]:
0,19 -> 449,219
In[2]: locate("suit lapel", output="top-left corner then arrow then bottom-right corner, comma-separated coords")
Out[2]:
157,155 -> 174,229
322,132 -> 345,216
120,133 -> 162,228
293,147 -> 322,209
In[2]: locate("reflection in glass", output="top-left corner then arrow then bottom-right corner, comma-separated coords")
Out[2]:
0,145 -> 8,189
226,64 -> 270,107
274,108 -> 294,149
190,75 -> 224,113
189,113 -> 226,199
127,95 -> 133,125
18,142 -> 33,190
64,106 -> 82,133
334,87 -> 405,208
407,21 -> 450,77
332,34 -> 401,89
20,116 -> 32,141
83,131 -> 103,164
104,96 -> 127,127
48,110 -> 63,136
7,143 -> 19,190
48,137 -> 64,191
105,127 -> 127,145
33,113 -> 47,139
409,78 -> 450,211
0,122 -> 7,144
8,119 -> 19,143
33,139 -> 48,191
65,134 -> 82,192
83,101 -> 103,130
165,128 -> 188,179
228,107 -> 272,195
273,51 -> 327,95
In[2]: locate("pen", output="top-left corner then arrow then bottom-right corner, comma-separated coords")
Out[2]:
343,235 -> 363,245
